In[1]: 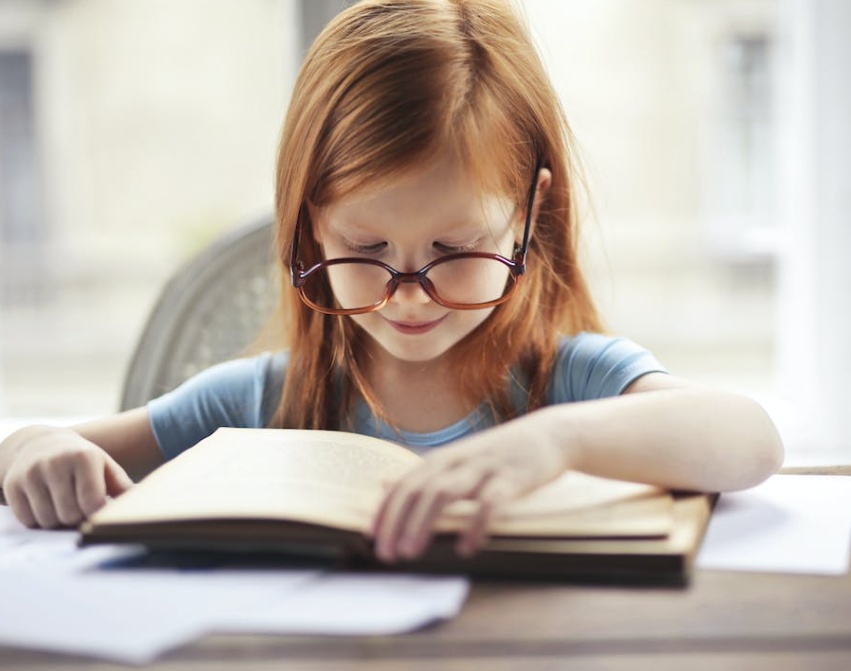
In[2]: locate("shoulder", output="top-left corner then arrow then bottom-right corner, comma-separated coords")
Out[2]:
548,332 -> 667,403
153,351 -> 288,407
147,351 -> 289,460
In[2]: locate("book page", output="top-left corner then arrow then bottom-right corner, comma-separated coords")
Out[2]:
89,428 -> 423,533
491,495 -> 672,537
500,471 -> 664,517
438,473 -> 672,537
89,428 -> 674,540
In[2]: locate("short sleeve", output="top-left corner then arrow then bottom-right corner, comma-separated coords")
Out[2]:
548,333 -> 667,404
147,352 -> 288,460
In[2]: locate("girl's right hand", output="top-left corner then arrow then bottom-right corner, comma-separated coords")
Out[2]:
1,426 -> 134,529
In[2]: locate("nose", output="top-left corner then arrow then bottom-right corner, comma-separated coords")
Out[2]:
389,276 -> 432,305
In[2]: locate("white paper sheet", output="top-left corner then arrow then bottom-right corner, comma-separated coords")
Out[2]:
0,568 -> 318,664
0,506 -> 469,663
216,573 -> 470,635
697,474 -> 851,575
0,506 -> 142,574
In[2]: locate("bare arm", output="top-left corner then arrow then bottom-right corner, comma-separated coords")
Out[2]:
372,373 -> 784,562
0,408 -> 165,528
544,372 -> 784,492
72,407 -> 165,481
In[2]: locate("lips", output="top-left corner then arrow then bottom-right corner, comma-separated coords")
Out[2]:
383,314 -> 447,335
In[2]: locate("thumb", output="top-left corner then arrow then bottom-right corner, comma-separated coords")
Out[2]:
103,457 -> 134,497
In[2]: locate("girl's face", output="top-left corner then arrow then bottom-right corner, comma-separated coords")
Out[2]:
314,155 -> 523,364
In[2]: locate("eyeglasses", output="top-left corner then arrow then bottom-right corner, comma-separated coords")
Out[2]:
290,159 -> 541,316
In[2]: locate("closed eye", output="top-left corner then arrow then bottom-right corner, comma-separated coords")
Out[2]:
342,239 -> 387,255
434,240 -> 481,254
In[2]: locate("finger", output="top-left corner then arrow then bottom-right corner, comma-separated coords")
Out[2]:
75,454 -> 109,518
4,484 -> 38,528
395,481 -> 456,560
371,458 -> 450,544
398,468 -> 495,560
370,483 -> 394,538
25,478 -> 61,529
374,461 -> 453,562
457,476 -> 519,557
103,457 -> 134,497
374,482 -> 422,563
371,476 -> 410,538
47,467 -> 86,527
371,458 -> 450,535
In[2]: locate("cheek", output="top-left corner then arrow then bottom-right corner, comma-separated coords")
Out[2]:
427,259 -> 514,306
451,306 -> 497,335
349,312 -> 373,331
325,264 -> 390,311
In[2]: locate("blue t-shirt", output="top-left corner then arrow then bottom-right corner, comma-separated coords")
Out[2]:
148,333 -> 666,460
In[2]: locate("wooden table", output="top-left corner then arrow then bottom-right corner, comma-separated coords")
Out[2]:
2,567 -> 850,670
2,468 -> 849,670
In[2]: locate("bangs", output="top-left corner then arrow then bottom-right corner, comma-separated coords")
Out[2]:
450,88 -> 539,211
306,7 -> 538,213
314,91 -> 537,216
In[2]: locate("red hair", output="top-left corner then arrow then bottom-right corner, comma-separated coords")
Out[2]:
271,0 -> 603,430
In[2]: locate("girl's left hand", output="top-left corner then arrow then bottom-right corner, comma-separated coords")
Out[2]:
370,417 -> 572,562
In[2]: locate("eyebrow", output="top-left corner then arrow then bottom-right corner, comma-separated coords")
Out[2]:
321,191 -> 516,241
327,218 -> 498,239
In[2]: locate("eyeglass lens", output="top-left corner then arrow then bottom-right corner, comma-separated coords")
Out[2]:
300,256 -> 516,312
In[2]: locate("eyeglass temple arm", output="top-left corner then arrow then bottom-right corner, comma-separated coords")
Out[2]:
516,155 -> 543,272
289,213 -> 306,286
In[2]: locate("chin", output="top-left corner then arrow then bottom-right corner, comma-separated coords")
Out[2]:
370,335 -> 457,364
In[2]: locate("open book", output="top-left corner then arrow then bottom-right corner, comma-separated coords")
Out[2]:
80,428 -> 714,584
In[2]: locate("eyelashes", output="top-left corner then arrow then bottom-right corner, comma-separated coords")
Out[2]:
341,238 -> 484,256
433,240 -> 481,254
342,240 -> 387,254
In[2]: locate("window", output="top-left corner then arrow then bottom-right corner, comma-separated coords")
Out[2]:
0,50 -> 48,305
0,1 -> 300,416
0,0 -> 848,458
524,0 -> 851,455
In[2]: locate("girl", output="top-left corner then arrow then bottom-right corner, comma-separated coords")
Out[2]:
0,0 -> 783,563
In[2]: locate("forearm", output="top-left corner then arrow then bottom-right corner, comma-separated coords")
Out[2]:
530,387 -> 784,492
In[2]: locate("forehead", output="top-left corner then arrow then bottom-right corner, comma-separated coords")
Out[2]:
318,155 -> 514,234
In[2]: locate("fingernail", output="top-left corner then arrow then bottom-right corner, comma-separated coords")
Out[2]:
376,543 -> 393,563
400,538 -> 419,559
457,542 -> 474,558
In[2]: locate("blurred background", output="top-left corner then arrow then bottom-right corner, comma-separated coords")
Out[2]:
0,0 -> 848,458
